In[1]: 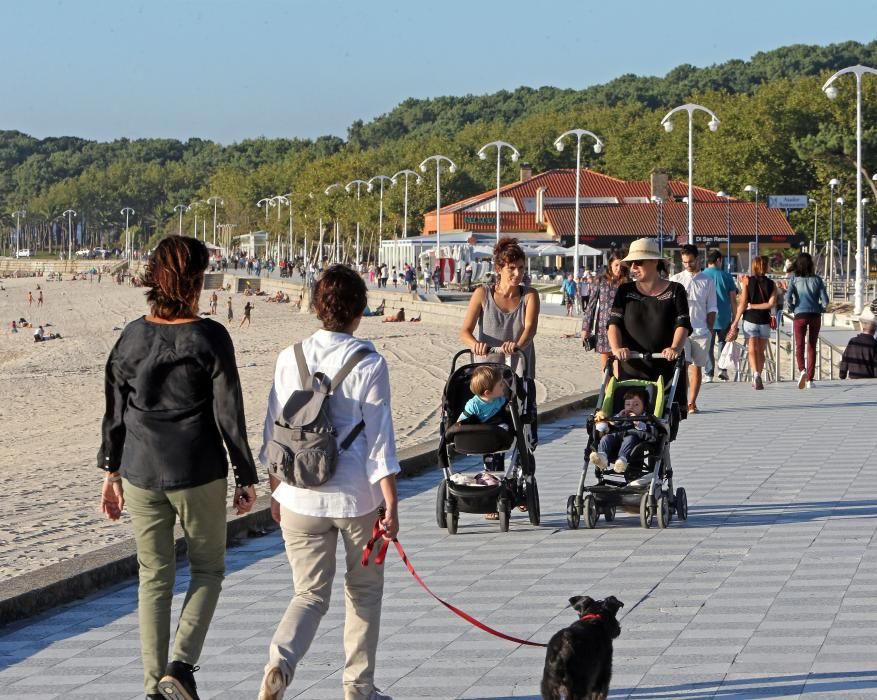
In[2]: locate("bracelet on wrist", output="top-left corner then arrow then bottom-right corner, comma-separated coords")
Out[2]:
104,474 -> 122,483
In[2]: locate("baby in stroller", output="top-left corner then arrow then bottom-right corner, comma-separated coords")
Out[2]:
589,387 -> 654,475
457,366 -> 508,424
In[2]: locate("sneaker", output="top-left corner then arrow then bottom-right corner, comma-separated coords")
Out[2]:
258,667 -> 288,700
589,452 -> 608,471
613,458 -> 628,474
806,380 -> 813,389
718,370 -> 729,381
797,373 -> 807,390
703,375 -> 713,383
157,661 -> 199,700
369,690 -> 394,700
754,375 -> 764,390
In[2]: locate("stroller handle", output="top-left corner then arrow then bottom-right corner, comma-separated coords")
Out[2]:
451,346 -> 528,374
611,350 -> 686,365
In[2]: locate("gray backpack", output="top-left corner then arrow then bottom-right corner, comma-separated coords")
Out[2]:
266,343 -> 372,488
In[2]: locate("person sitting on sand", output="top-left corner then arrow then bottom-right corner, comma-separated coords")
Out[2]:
382,307 -> 405,323
409,312 -> 422,322
33,326 -> 44,342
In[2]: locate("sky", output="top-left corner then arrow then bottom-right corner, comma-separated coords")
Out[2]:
3,0 -> 876,145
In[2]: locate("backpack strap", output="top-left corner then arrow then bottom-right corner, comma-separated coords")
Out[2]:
293,343 -> 310,388
333,348 -> 374,449
330,348 -> 373,391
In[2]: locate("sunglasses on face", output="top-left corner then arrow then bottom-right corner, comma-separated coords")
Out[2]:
629,259 -> 647,267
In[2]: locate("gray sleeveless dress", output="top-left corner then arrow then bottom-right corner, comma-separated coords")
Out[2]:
476,284 -> 536,378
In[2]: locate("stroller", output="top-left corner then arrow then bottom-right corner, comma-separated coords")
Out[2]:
567,352 -> 688,530
436,348 -> 539,534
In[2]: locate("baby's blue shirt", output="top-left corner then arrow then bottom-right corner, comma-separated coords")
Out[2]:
458,396 -> 506,423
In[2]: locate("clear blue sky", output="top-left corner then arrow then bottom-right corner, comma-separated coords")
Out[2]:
3,0 -> 876,144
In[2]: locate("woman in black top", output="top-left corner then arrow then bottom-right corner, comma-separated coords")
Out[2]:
98,236 -> 258,700
726,255 -> 776,390
607,238 -> 692,411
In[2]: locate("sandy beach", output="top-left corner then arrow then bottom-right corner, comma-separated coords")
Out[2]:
0,275 -> 602,581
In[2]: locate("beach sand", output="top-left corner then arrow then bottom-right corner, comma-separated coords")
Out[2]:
0,276 -> 602,581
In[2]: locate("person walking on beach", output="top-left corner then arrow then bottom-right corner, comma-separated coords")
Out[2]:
786,252 -> 829,389
727,255 -> 776,390
257,264 -> 400,700
240,301 -> 253,328
226,297 -> 233,323
37,290 -> 43,307
27,290 -> 33,306
209,291 -> 218,315
701,250 -> 737,382
97,235 -> 258,700
670,244 -> 717,413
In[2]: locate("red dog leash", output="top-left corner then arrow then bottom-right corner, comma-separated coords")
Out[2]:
362,518 -> 548,648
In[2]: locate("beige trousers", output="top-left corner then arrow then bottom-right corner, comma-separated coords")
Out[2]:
267,506 -> 385,700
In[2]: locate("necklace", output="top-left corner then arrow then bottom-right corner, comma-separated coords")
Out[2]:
636,279 -> 668,297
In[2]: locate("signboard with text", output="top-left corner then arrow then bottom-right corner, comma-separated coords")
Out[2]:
767,195 -> 808,209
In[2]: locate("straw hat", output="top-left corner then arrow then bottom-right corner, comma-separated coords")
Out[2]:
622,238 -> 663,262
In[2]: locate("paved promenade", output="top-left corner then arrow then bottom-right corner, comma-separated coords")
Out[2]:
2,379 -> 877,699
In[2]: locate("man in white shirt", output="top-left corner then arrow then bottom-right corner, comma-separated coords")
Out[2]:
670,244 -> 717,413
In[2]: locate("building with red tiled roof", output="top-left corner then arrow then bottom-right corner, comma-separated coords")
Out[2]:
422,166 -> 803,266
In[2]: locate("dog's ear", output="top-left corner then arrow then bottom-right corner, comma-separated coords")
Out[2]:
568,595 -> 594,614
602,596 -> 624,616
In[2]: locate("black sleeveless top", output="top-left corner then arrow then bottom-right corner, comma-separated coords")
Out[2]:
743,275 -> 775,325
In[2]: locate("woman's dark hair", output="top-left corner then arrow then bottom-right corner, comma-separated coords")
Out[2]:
143,236 -> 208,320
793,252 -> 815,277
604,252 -> 629,282
493,236 -> 525,268
313,264 -> 368,331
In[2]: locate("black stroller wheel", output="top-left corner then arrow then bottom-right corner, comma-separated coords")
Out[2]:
676,487 -> 688,520
447,511 -> 459,535
436,480 -> 448,529
657,494 -> 671,529
602,504 -> 616,522
525,476 -> 540,526
639,492 -> 654,529
566,495 -> 580,530
498,507 -> 510,532
583,494 -> 598,529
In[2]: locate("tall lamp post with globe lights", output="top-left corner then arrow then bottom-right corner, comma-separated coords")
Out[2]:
660,104 -> 720,245
367,175 -> 393,266
823,64 -> 877,314
63,209 -> 77,265
207,196 -> 223,246
174,204 -> 189,235
121,207 -> 134,261
391,169 -> 422,239
346,179 -> 369,266
554,129 -> 604,281
12,209 -> 26,258
419,155 -> 457,275
478,140 -> 520,244
324,183 -> 345,263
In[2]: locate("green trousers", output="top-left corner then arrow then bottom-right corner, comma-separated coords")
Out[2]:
124,477 -> 227,694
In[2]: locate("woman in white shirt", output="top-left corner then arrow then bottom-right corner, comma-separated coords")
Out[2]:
258,265 -> 400,700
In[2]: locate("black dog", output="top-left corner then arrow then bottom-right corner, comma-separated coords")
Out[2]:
541,595 -> 624,700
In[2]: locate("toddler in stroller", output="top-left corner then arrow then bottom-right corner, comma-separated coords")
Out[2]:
567,352 -> 689,530
436,348 -> 539,534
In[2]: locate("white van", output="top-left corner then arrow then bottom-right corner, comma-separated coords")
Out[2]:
15,249 -> 33,258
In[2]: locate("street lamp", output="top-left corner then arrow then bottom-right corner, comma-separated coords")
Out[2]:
717,192 -> 732,268
419,155 -> 457,277
207,196 -> 223,246
121,207 -> 134,261
174,204 -> 189,235
808,198 -> 819,255
555,129 -> 604,281
63,209 -> 77,264
828,178 -> 840,291
270,193 -> 293,260
837,196 -> 846,281
325,183 -> 344,263
12,209 -> 26,257
823,64 -> 877,314
367,175 -> 393,266
660,103 -> 720,245
346,179 -> 369,266
391,169 -> 422,239
477,140 -> 520,243
743,185 -> 759,258
257,197 -> 272,223
189,201 -> 206,240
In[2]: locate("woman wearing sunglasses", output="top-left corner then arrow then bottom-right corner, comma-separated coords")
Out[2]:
607,238 -> 692,414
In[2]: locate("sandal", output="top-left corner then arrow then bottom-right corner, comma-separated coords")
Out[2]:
484,512 -> 499,520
